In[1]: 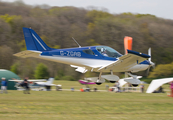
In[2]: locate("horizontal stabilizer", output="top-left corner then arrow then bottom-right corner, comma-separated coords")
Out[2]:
13,50 -> 41,58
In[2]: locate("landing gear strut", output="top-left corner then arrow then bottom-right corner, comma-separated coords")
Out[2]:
95,71 -> 103,85
109,70 -> 116,83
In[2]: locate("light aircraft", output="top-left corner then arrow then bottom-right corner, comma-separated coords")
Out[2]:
14,27 -> 155,86
78,80 -> 96,85
9,78 -> 55,91
146,77 -> 173,93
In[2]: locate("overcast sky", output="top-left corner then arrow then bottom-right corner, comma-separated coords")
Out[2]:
2,0 -> 173,20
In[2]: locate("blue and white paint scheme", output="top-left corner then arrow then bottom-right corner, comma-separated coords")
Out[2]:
14,27 -> 154,86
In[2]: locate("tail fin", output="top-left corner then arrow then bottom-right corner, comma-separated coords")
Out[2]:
46,78 -> 54,84
23,27 -> 52,51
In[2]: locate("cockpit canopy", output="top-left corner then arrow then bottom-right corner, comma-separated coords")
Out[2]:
96,46 -> 122,58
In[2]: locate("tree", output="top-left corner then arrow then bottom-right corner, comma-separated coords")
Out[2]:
0,45 -> 13,69
1,1 -> 173,79
10,63 -> 19,74
34,63 -> 49,79
148,62 -> 173,78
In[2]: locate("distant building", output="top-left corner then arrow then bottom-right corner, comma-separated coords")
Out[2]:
0,69 -> 20,90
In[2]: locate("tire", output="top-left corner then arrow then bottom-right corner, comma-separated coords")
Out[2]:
96,83 -> 102,85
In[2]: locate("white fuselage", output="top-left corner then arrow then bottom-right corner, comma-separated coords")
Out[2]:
40,55 -> 149,73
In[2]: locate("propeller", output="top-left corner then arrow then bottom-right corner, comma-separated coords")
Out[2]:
146,48 -> 155,76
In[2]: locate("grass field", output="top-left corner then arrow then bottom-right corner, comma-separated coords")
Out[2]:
0,80 -> 173,120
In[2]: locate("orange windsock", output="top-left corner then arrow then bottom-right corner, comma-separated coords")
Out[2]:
124,36 -> 133,54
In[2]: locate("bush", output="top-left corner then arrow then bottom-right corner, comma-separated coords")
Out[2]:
10,63 -> 19,74
55,75 -> 60,80
148,62 -> 173,78
34,63 -> 49,79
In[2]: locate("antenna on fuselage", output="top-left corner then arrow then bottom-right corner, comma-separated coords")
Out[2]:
72,37 -> 81,48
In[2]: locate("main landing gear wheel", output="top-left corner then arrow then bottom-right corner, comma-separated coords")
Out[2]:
110,81 -> 116,83
132,84 -> 138,87
96,83 -> 102,85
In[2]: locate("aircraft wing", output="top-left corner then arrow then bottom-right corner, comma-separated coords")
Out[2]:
98,50 -> 150,72
35,82 -> 56,86
9,79 -> 46,82
47,84 -> 56,86
146,77 -> 173,93
28,80 -> 46,82
9,80 -> 23,82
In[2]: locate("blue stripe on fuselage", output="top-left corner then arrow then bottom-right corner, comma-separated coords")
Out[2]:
40,46 -> 150,63
41,46 -> 118,61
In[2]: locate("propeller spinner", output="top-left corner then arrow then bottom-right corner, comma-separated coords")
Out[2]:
146,48 -> 155,76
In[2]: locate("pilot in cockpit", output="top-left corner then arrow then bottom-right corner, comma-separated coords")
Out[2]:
101,48 -> 108,57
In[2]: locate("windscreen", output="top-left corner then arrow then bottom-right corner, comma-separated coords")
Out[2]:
96,46 -> 122,58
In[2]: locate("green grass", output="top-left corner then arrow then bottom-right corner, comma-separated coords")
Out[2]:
0,80 -> 173,120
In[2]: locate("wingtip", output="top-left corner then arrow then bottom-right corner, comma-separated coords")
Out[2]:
127,49 -> 150,58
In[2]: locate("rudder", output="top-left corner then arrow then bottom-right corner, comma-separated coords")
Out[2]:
23,27 -> 52,51
46,78 -> 54,84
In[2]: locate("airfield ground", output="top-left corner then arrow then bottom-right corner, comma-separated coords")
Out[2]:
0,80 -> 173,120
